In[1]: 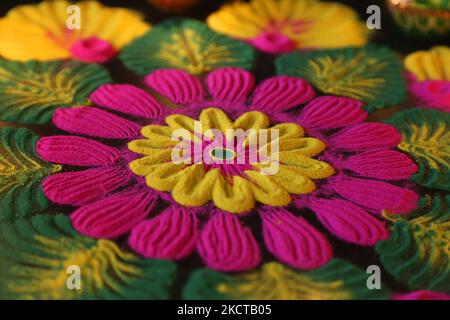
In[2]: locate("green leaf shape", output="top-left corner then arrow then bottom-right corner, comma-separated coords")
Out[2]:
0,214 -> 177,300
376,194 -> 450,292
0,127 -> 61,220
385,108 -> 449,191
183,260 -> 389,300
275,45 -> 406,112
120,18 -> 256,76
0,59 -> 111,125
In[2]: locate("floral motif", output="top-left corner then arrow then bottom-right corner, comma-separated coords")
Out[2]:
276,45 -> 406,112
206,0 -> 368,54
129,108 -> 334,213
385,108 -> 449,191
377,194 -> 450,292
0,214 -> 176,299
120,19 -> 255,76
0,1 -> 150,63
404,46 -> 450,111
183,260 -> 390,300
0,59 -> 111,125
0,128 -> 61,220
37,68 -> 418,272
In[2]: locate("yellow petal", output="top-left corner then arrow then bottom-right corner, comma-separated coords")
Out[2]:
0,19 -> 68,61
78,1 -> 150,49
286,1 -> 368,49
207,1 -> 267,39
128,140 -> 169,155
144,162 -> 188,191
166,114 -> 197,132
212,175 -> 255,213
405,46 -> 450,81
232,111 -> 270,131
8,1 -> 69,35
269,165 -> 316,194
128,150 -> 173,177
259,137 -> 325,161
270,123 -> 304,140
244,170 -> 291,206
230,111 -> 270,146
129,161 -> 158,177
172,166 -> 221,206
279,138 -> 326,157
277,154 -> 335,179
199,107 -> 233,135
256,123 -> 305,154
165,113 -> 202,142
140,125 -> 178,148
129,152 -> 171,176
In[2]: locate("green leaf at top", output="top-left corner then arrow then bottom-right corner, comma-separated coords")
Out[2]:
385,108 -> 449,191
0,214 -> 177,300
0,127 -> 61,220
376,194 -> 450,292
120,18 -> 256,76
0,60 -> 111,125
276,45 -> 406,112
183,260 -> 390,300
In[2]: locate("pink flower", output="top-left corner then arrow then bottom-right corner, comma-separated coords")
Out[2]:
37,68 -> 418,271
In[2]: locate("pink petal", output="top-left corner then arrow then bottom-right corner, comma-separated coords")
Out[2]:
144,69 -> 204,105
53,107 -> 141,139
342,150 -> 418,180
298,96 -> 367,130
128,207 -> 198,260
197,212 -> 261,271
250,76 -> 315,113
261,207 -> 332,269
329,123 -> 402,150
308,198 -> 389,245
393,291 -> 450,300
329,176 -> 418,214
71,190 -> 158,239
42,167 -> 131,206
205,67 -> 255,104
37,136 -> 120,167
90,84 -> 164,119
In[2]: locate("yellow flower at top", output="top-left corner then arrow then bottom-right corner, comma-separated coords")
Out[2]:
207,0 -> 369,54
0,0 -> 150,63
404,46 -> 450,81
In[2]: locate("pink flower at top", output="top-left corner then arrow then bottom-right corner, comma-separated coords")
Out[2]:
37,68 -> 418,272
